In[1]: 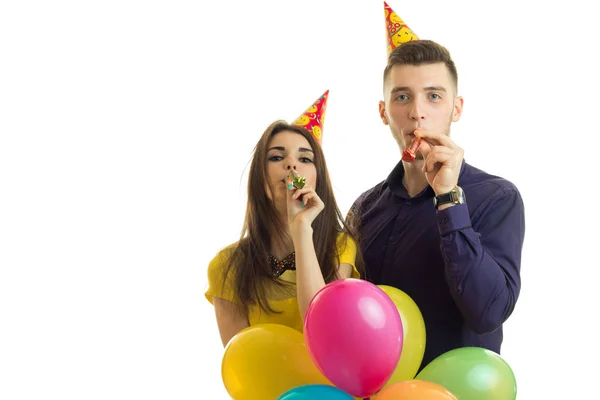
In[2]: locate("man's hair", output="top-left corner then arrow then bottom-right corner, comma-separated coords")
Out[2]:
383,40 -> 458,91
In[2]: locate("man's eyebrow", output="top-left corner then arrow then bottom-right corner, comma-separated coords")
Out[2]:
390,86 -> 411,94
424,86 -> 447,92
390,86 -> 448,94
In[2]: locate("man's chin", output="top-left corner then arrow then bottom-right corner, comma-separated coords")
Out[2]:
401,152 -> 425,162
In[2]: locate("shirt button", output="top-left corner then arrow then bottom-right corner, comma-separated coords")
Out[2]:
389,236 -> 396,242
441,217 -> 448,224
406,201 -> 412,206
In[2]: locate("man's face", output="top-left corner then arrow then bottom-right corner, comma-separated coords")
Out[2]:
379,62 -> 463,160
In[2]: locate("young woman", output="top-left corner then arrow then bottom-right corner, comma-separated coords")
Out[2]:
205,96 -> 362,346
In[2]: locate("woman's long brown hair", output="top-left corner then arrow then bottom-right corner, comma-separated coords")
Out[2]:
222,120 -> 363,315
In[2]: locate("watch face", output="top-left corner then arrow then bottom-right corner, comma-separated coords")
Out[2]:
457,187 -> 466,202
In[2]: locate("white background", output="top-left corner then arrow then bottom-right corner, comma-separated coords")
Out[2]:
1,0 -> 598,399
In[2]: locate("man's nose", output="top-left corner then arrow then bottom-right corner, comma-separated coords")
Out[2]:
408,101 -> 426,121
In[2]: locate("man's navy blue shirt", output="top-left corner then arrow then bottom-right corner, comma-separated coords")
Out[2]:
349,160 -> 525,370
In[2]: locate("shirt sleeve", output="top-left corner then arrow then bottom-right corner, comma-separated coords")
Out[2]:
336,233 -> 360,278
437,187 -> 525,334
204,249 -> 240,305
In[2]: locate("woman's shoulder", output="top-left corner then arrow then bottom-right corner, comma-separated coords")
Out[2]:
205,241 -> 242,304
207,242 -> 240,274
335,231 -> 357,248
212,241 -> 238,259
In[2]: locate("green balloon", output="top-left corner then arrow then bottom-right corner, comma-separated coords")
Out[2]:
415,347 -> 516,400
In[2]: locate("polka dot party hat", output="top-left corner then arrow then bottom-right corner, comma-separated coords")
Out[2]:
292,90 -> 329,144
384,1 -> 419,55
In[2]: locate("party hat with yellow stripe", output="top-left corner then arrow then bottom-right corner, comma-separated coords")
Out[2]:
384,2 -> 419,55
292,90 -> 329,144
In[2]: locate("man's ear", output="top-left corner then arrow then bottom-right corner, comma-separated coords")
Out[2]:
379,100 -> 388,125
452,96 -> 464,122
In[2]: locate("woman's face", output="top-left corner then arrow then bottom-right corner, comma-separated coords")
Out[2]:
264,130 -> 317,204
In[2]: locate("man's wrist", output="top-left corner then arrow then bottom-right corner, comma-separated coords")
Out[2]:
436,203 -> 457,211
434,186 -> 456,197
433,185 -> 466,209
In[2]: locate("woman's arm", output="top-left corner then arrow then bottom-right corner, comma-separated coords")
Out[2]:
336,263 -> 353,279
212,297 -> 250,347
287,180 -> 356,320
293,225 -> 355,319
293,224 -> 326,320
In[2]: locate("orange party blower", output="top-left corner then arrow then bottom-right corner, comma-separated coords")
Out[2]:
402,137 -> 422,162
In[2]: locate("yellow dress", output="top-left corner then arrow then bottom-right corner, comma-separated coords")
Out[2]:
205,233 -> 359,333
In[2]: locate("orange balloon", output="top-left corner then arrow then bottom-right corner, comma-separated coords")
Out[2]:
374,379 -> 457,400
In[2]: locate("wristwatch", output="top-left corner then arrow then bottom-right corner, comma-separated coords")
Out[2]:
433,185 -> 466,209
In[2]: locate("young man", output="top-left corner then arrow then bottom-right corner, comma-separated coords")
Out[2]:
347,40 -> 525,371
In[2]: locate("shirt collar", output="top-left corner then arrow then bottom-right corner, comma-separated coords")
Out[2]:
385,159 -> 467,199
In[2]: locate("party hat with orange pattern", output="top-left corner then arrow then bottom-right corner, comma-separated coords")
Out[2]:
292,90 -> 329,144
384,2 -> 419,55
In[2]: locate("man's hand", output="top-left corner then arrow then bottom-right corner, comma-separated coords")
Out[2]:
415,129 -> 464,196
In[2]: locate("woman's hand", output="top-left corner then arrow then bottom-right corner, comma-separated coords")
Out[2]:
285,175 -> 324,234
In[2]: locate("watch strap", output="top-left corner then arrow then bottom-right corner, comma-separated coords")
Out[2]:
435,191 -> 456,206
434,186 -> 464,208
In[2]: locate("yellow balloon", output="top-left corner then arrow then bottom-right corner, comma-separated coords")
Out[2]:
378,285 -> 426,386
221,323 -> 331,400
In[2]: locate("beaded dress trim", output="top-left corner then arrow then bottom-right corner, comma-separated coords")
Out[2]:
269,252 -> 296,277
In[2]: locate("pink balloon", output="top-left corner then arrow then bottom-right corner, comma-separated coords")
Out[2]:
304,279 -> 403,398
